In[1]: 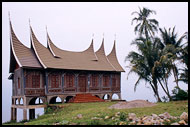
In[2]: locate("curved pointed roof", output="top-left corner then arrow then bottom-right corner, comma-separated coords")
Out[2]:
9,21 -> 42,73
95,38 -> 117,71
10,22 -> 124,72
31,26 -> 115,71
107,40 -> 125,72
47,33 -> 98,61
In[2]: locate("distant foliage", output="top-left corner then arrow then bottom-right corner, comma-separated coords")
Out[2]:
171,87 -> 188,101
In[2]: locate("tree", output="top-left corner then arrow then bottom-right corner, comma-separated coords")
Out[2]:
178,33 -> 188,84
159,27 -> 187,87
125,37 -> 162,102
131,7 -> 159,40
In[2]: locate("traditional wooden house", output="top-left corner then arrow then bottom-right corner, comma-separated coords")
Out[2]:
8,20 -> 124,121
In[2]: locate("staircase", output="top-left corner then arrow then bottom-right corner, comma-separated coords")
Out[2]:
68,93 -> 105,103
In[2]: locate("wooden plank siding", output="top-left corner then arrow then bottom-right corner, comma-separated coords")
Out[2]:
13,68 -> 24,96
16,69 -> 121,96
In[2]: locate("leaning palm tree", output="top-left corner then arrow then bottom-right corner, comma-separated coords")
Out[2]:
125,37 -> 162,102
131,7 -> 159,40
159,27 -> 187,87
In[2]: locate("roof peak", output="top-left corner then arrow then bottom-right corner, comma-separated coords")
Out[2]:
96,38 -> 105,54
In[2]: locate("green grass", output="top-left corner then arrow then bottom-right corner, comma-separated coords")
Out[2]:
3,100 -> 188,125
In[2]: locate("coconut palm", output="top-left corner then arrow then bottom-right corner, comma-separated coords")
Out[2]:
159,27 -> 187,87
178,37 -> 188,84
151,47 -> 174,101
131,7 -> 159,39
125,36 -> 162,102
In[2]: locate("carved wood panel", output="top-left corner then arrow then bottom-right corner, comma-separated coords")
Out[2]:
25,71 -> 41,88
65,73 -> 75,88
111,74 -> 120,92
91,74 -> 98,87
25,89 -> 45,96
50,74 -> 60,88
103,74 -> 110,87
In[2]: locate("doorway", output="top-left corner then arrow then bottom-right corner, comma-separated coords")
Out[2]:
78,75 -> 87,92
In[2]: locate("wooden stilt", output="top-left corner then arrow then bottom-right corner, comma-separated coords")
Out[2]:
23,109 -> 27,120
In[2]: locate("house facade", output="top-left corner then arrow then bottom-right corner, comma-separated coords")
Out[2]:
8,21 -> 125,121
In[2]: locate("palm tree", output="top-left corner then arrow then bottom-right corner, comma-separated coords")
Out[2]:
178,35 -> 188,84
151,47 -> 174,101
125,37 -> 162,102
131,7 -> 159,40
159,27 -> 187,87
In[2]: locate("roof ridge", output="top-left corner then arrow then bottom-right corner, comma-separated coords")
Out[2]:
9,21 -> 42,73
9,21 -> 23,68
30,25 -> 47,68
47,32 -> 61,58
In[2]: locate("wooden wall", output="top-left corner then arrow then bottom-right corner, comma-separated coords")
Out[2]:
13,69 -> 121,96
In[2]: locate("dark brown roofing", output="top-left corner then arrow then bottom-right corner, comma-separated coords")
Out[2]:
107,41 -> 125,72
30,25 -> 124,72
9,22 -> 42,73
9,21 -> 124,72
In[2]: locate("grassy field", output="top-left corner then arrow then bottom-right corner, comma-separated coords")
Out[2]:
3,100 -> 188,125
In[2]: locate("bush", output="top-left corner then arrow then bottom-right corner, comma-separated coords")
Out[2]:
44,107 -> 54,114
171,87 -> 188,101
119,112 -> 127,121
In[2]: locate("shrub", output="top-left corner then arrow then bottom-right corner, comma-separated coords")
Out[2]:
119,112 -> 127,121
44,107 -> 54,114
171,86 -> 188,101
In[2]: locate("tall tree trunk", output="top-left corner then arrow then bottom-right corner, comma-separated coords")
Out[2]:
150,81 -> 162,102
163,76 -> 172,101
172,64 -> 179,88
158,78 -> 172,101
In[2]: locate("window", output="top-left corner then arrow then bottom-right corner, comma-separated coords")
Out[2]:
18,78 -> 20,89
91,74 -> 98,87
32,75 -> 40,88
66,74 -> 74,87
103,75 -> 110,87
51,74 -> 59,88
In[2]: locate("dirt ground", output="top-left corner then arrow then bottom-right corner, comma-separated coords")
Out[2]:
108,100 -> 157,109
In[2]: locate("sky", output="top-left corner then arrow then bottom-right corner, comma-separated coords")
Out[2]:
2,2 -> 188,123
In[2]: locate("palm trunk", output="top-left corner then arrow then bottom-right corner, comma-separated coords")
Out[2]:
163,76 -> 172,101
150,82 -> 162,102
172,65 -> 179,88
158,78 -> 172,101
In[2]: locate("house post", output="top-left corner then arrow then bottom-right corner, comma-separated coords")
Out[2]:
11,107 -> 17,121
23,109 -> 27,120
62,72 -> 65,93
45,71 -> 48,94
99,74 -> 102,92
75,73 -> 78,92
